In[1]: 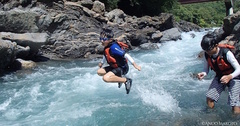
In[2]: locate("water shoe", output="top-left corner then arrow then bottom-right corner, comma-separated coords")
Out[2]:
125,78 -> 132,94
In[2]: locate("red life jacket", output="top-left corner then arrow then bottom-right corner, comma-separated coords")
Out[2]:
218,44 -> 235,49
104,41 -> 128,68
205,45 -> 235,77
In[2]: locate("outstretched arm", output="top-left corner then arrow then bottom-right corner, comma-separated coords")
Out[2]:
197,54 -> 209,80
124,53 -> 141,71
132,62 -> 141,71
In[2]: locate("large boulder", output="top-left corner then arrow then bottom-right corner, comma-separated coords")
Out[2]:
106,9 -> 126,25
223,11 -> 240,36
0,39 -> 17,73
91,0 -> 105,14
175,20 -> 201,32
0,8 -> 39,33
0,32 -> 49,58
160,28 -> 181,42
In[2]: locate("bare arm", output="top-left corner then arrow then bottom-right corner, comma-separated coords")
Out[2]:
124,53 -> 141,71
197,54 -> 209,80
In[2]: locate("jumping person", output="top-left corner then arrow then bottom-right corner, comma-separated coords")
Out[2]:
97,28 -> 141,94
197,34 -> 240,114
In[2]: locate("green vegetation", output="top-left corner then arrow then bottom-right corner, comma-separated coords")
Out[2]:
99,0 -> 239,28
168,1 -> 226,27
234,1 -> 240,12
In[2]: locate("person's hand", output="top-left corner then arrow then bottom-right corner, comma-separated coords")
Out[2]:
133,62 -> 141,71
98,62 -> 103,68
197,72 -> 205,80
220,75 -> 232,84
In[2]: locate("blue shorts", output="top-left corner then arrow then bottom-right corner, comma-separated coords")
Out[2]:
206,77 -> 240,107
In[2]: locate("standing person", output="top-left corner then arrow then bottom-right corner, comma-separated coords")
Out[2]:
197,34 -> 240,114
225,0 -> 234,16
97,28 -> 141,94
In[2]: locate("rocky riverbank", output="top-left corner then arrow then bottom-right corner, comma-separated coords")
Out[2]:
0,0 -> 239,75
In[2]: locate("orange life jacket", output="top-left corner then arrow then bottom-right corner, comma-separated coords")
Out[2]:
205,45 -> 235,77
218,44 -> 235,49
104,41 -> 128,68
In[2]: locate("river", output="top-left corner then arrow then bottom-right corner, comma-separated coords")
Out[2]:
0,29 -> 239,126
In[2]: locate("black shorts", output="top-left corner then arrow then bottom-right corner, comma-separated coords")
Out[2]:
103,65 -> 129,77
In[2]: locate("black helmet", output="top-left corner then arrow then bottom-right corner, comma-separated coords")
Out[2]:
100,28 -> 114,39
201,34 -> 217,51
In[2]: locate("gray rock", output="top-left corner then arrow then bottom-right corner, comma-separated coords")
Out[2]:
105,9 -> 126,24
140,43 -> 159,50
223,11 -> 240,36
233,21 -> 240,34
160,28 -> 181,42
0,39 -> 17,71
0,32 -> 49,54
152,30 -> 163,40
91,1 -> 105,14
16,58 -> 36,69
0,9 -> 39,33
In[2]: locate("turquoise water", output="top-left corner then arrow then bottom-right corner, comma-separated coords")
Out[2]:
0,30 -> 240,126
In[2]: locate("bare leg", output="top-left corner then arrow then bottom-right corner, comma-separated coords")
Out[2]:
102,71 -> 127,83
207,97 -> 215,109
97,68 -> 106,76
232,106 -> 240,114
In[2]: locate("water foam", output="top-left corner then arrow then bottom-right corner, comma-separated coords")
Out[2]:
0,97 -> 12,111
138,85 -> 181,113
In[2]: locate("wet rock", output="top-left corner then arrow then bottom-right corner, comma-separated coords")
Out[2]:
0,39 -> 17,72
160,28 -> 181,42
16,58 -> 36,69
140,43 -> 159,50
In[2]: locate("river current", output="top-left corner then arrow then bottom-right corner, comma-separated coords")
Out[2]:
0,29 -> 240,126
